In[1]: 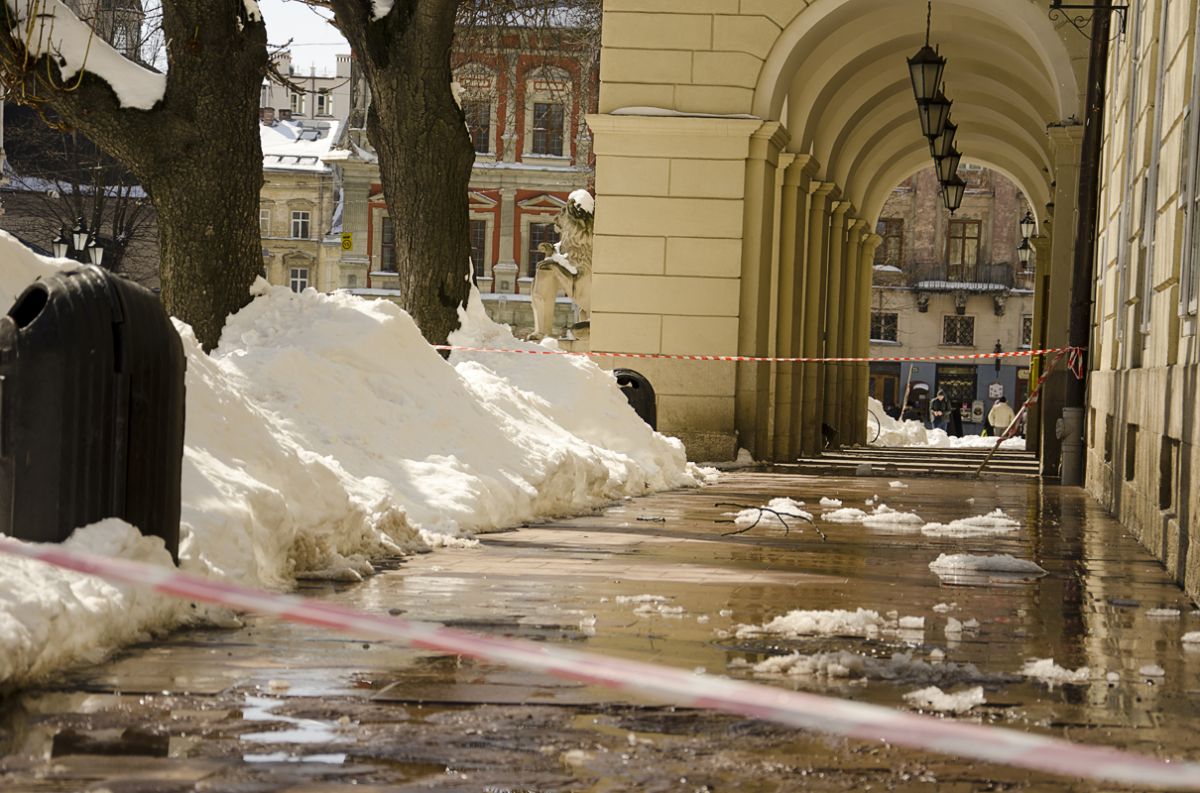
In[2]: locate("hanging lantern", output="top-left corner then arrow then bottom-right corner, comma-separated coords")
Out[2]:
907,0 -> 945,102
930,118 -> 958,158
917,88 -> 952,140
1017,237 -> 1033,268
942,174 -> 966,213
1019,210 -> 1037,240
935,148 -> 962,183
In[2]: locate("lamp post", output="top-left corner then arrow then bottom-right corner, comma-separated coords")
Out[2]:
941,174 -> 966,213
53,218 -> 104,265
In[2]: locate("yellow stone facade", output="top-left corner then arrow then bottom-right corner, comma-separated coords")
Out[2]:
589,0 -> 1090,462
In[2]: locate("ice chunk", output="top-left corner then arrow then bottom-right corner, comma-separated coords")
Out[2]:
1146,608 -> 1181,618
1021,658 -> 1090,687
929,554 -> 1046,575
903,685 -> 985,714
819,497 -> 843,507
735,608 -> 883,639
1139,664 -> 1165,677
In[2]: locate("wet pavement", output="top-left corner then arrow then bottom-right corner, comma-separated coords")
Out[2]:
2,470 -> 1200,791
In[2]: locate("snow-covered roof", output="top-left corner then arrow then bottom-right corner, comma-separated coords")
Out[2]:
261,119 -> 341,173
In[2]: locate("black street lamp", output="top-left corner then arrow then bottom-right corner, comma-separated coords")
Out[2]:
907,0 -> 945,102
942,174 -> 966,213
1017,237 -> 1033,269
54,219 -> 105,265
52,230 -> 69,259
930,118 -> 958,159
935,147 -> 962,182
1019,210 -> 1037,240
917,88 -> 952,140
71,217 -> 88,252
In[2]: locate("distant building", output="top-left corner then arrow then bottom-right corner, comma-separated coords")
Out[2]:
318,23 -> 598,338
260,51 -> 354,130
258,114 -> 344,293
868,166 -> 1036,433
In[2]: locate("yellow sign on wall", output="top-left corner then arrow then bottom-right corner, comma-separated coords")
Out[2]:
340,232 -> 353,251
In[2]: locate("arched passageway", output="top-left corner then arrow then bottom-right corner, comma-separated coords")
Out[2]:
587,0 -> 1089,463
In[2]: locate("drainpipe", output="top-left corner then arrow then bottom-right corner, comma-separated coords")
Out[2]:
1061,1 -> 1112,486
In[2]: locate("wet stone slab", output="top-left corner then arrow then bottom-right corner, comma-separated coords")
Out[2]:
2,472 -> 1199,791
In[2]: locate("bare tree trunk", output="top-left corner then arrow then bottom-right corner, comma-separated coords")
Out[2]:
1,0 -> 267,350
330,0 -> 474,345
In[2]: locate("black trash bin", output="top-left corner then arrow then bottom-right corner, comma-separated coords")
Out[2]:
0,266 -> 186,561
614,368 -> 657,430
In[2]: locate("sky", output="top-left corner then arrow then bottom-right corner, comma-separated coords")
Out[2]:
258,0 -> 350,76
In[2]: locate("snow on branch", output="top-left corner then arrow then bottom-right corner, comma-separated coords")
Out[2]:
5,0 -> 165,109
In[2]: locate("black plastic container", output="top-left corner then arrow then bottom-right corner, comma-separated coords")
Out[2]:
0,266 -> 186,561
614,368 -> 657,431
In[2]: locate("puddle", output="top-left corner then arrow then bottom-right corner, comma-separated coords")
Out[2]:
239,695 -> 350,745
242,751 -> 347,764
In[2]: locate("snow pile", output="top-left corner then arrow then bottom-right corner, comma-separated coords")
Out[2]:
1183,632 -> 1200,644
6,0 -> 166,109
823,507 -> 868,523
929,554 -> 1046,575
819,497 -> 843,507
724,497 -> 812,528
735,608 -> 883,639
1146,608 -> 1181,618
1021,658 -> 1090,687
742,650 -> 1006,686
903,685 -> 986,714
868,397 -> 1025,450
0,521 -> 179,683
920,509 -> 1022,538
1139,664 -> 1165,677
0,235 -> 705,686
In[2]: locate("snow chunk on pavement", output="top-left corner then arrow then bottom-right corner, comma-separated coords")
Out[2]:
819,497 -> 843,507
1139,664 -> 1166,677
1147,608 -> 1181,618
1021,658 -> 1090,687
735,608 -> 883,639
1183,632 -> 1200,644
823,507 -> 868,523
899,616 -> 925,629
889,480 -> 908,489
727,497 -> 812,528
929,554 -> 1046,575
821,504 -> 923,529
904,685 -> 985,714
920,509 -> 1021,537
749,650 -> 1009,686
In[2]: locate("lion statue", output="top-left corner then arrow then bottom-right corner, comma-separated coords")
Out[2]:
530,189 -> 594,339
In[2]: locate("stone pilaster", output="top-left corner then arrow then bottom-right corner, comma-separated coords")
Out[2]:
821,201 -> 851,447
799,182 -> 836,456
838,218 -> 867,440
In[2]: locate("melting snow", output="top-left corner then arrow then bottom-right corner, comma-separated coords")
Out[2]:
745,650 -> 1009,686
819,497 -> 843,507
1139,664 -> 1166,677
1021,658 -> 1090,687
929,554 -> 1046,575
735,608 -> 883,639
919,509 -> 1021,537
1147,608 -> 1181,618
904,685 -> 986,714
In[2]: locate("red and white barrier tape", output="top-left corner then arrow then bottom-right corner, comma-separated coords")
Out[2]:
1,535 -> 1197,789
435,344 -> 1083,365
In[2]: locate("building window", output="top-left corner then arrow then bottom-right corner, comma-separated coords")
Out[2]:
316,90 -> 332,116
526,220 -> 559,277
380,217 -> 396,272
1021,314 -> 1033,348
469,218 -> 487,278
936,364 -> 978,412
870,311 -> 898,342
289,267 -> 309,293
942,315 -> 975,346
946,219 -> 981,280
875,219 -> 903,267
463,100 -> 491,154
260,208 -> 270,237
290,211 -> 310,239
290,92 -> 305,116
531,102 -> 564,156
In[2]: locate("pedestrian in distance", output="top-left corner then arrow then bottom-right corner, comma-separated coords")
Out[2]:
947,402 -> 965,437
988,396 -> 1017,438
929,389 -> 949,431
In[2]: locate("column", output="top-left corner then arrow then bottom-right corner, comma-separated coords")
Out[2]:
772,154 -> 818,461
1025,232 -> 1053,452
1041,124 -> 1083,476
838,219 -> 867,441
736,122 -> 789,462
494,187 -> 519,292
855,234 -> 883,444
821,201 -> 851,447
798,182 -> 836,456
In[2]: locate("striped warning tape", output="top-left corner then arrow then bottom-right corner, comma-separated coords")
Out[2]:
435,344 -> 1084,365
1,535 -> 1196,789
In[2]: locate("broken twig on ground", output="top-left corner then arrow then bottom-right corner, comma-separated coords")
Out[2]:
713,502 -> 826,541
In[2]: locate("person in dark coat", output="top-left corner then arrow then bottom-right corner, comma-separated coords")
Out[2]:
947,402 -> 965,437
929,389 -> 949,431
